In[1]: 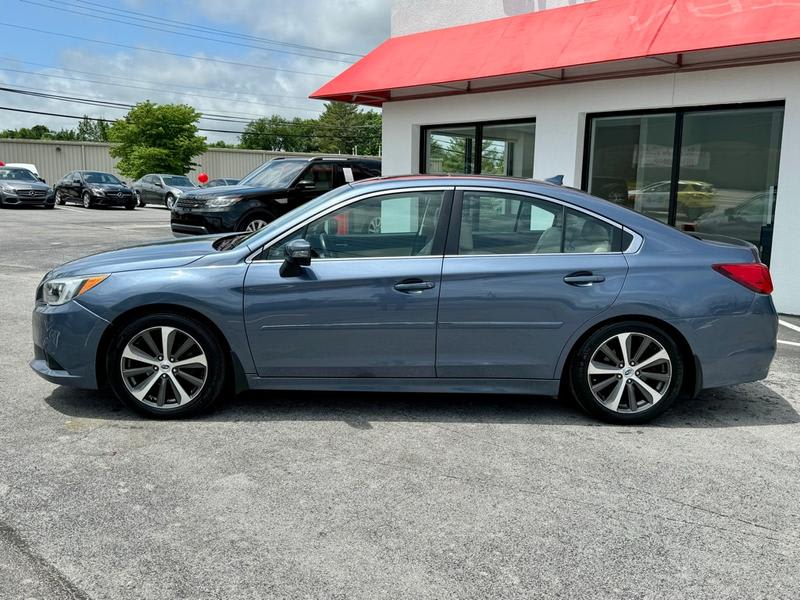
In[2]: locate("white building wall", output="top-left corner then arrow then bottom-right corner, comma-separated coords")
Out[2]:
381,62 -> 800,314
391,0 -> 596,36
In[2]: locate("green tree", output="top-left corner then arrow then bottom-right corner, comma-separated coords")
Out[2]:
240,116 -> 318,152
315,102 -> 381,156
76,116 -> 109,142
107,101 -> 207,178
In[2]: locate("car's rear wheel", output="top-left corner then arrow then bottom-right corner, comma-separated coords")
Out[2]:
55,190 -> 67,205
569,321 -> 684,424
82,191 -> 94,209
107,313 -> 227,418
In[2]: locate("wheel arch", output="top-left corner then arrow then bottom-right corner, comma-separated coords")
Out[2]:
558,314 -> 702,398
95,303 -> 247,392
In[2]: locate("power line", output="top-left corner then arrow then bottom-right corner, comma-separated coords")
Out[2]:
0,57 -> 319,102
0,85 -> 382,129
0,64 -> 322,114
21,0 -> 359,64
0,22 -> 338,78
69,0 -> 365,58
0,85 -> 312,123
0,105 -> 247,135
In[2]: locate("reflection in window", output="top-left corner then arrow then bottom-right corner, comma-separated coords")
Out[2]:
459,192 -> 618,255
270,192 -> 445,260
424,126 -> 476,174
586,113 -> 676,223
423,120 -> 535,177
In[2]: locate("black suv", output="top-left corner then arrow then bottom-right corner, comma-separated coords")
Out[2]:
170,157 -> 381,234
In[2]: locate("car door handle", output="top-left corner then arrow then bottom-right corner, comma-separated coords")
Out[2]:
563,272 -> 606,286
394,279 -> 435,293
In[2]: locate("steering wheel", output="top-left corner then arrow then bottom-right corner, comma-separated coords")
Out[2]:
317,231 -> 329,258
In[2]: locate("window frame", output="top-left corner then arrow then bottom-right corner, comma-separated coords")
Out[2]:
420,117 -> 536,177
249,187 -> 455,263
581,101 -> 786,228
445,187 -> 630,257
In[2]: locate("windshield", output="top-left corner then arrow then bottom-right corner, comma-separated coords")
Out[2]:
239,160 -> 306,189
84,172 -> 122,185
0,168 -> 37,181
162,176 -> 194,187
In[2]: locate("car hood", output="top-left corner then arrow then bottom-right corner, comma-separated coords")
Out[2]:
90,184 -> 132,192
3,180 -> 50,191
186,185 -> 283,199
46,235 -> 225,279
170,185 -> 197,193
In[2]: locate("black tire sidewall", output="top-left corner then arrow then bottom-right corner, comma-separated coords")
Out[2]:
107,313 -> 227,418
570,321 -> 684,424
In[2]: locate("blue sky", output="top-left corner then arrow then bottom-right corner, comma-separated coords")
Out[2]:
0,0 -> 390,141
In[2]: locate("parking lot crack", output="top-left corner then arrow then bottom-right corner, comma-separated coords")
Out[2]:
0,519 -> 92,600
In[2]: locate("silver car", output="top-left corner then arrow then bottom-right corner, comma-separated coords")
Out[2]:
133,174 -> 197,209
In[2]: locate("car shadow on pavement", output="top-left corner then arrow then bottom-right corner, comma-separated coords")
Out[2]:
44,381 -> 798,429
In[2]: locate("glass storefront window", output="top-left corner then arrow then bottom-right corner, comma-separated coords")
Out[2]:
424,126 -> 476,174
585,104 -> 784,263
422,120 -> 535,177
586,113 -> 676,223
481,122 -> 536,178
679,107 -> 783,263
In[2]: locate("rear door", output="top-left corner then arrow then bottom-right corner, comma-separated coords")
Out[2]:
436,188 -> 629,380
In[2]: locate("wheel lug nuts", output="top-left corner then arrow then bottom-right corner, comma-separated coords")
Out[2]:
170,357 -> 174,362
161,374 -> 167,378
636,371 -> 640,376
152,366 -> 158,371
618,363 -> 624,368
617,374 -> 622,379
158,356 -> 163,361
630,361 -> 636,366
626,379 -> 632,384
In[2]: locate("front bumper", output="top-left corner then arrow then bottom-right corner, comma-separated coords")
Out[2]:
171,207 -> 232,235
94,194 -> 134,206
1,194 -> 54,207
30,299 -> 110,389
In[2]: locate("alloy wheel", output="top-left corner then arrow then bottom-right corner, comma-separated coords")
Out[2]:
245,219 -> 268,232
82,193 -> 92,208
120,326 -> 208,409
166,195 -> 175,210
587,332 -> 672,413
56,190 -> 66,205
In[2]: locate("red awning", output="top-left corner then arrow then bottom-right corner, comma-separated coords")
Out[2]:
311,0 -> 800,106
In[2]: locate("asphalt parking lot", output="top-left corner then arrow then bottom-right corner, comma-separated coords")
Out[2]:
1,205 -> 799,599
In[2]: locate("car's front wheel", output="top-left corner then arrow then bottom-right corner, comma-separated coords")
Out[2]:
239,212 -> 274,233
107,313 -> 227,418
82,191 -> 94,209
569,321 -> 684,424
135,191 -> 145,207
55,190 -> 67,205
165,193 -> 176,210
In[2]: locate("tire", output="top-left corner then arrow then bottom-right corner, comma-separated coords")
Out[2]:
135,191 -> 145,207
44,203 -> 55,209
107,313 -> 228,419
568,321 -> 684,424
238,212 -> 274,233
125,200 -> 136,210
165,194 -> 176,210
82,191 -> 94,209
55,190 -> 67,205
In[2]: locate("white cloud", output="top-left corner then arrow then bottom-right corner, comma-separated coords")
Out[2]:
0,1 -> 390,142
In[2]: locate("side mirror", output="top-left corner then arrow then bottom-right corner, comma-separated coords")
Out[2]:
296,180 -> 315,190
280,238 -> 312,277
38,177 -> 46,183
73,178 -> 81,184
155,181 -> 163,188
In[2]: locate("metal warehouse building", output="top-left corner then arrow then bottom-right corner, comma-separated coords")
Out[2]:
313,0 -> 800,314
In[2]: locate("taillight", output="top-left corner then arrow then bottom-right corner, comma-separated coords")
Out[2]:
712,263 -> 773,294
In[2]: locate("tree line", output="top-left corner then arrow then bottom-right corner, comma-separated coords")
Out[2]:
0,101 -> 382,173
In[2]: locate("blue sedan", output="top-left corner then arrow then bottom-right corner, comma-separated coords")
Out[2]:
31,176 -> 778,423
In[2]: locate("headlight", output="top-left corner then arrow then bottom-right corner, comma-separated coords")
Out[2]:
41,274 -> 109,306
0,183 -> 16,194
91,187 -> 106,195
206,196 -> 241,207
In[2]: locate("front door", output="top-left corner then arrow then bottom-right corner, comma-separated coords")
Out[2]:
436,189 -> 629,380
244,188 -> 452,377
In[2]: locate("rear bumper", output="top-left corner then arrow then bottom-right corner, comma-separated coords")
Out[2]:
30,299 -> 109,389
678,294 -> 778,390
